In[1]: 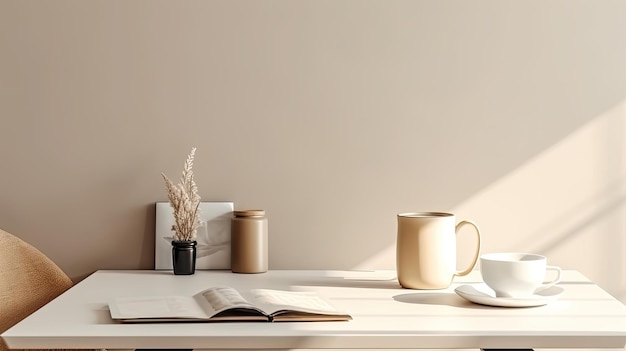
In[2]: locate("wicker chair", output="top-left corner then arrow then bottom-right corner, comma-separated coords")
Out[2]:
0,228 -> 79,351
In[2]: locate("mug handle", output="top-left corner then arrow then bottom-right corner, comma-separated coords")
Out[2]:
453,220 -> 481,277
536,266 -> 562,292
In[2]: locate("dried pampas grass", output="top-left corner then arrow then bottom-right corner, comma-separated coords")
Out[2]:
162,147 -> 202,242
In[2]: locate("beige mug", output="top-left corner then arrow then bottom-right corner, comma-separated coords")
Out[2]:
397,212 -> 481,289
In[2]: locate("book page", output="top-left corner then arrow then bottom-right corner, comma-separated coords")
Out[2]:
249,289 -> 346,316
196,286 -> 267,318
109,296 -> 210,320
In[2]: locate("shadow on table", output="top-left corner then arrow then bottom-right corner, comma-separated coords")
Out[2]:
295,277 -> 402,290
393,292 -> 494,309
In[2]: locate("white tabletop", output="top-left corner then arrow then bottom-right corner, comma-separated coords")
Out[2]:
2,269 -> 626,350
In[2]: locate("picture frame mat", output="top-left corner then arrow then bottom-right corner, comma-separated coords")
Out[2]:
155,201 -> 233,270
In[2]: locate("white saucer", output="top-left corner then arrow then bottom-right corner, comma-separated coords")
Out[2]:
454,283 -> 564,307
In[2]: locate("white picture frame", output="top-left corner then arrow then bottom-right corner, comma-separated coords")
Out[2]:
155,201 -> 234,270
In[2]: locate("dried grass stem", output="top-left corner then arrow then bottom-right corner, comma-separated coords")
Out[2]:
162,147 -> 202,242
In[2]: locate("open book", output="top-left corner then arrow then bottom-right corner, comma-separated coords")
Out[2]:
108,287 -> 352,323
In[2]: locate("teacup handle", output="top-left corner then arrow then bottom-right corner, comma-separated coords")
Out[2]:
454,220 -> 482,277
536,266 -> 562,292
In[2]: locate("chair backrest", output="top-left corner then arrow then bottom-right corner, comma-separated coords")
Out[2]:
0,229 -> 73,351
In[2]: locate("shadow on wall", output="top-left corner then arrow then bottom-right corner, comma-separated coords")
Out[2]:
355,99 -> 626,303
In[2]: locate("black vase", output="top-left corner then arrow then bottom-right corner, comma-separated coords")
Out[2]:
171,240 -> 197,275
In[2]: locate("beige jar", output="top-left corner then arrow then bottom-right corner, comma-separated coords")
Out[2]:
231,210 -> 268,273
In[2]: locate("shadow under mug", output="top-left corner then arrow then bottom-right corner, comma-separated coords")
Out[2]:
396,212 -> 481,289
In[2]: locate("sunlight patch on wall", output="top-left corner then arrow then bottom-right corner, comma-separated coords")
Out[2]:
353,100 -> 626,301
454,100 -> 626,299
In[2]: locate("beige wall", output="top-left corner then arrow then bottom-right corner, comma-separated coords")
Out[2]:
1,0 -> 626,303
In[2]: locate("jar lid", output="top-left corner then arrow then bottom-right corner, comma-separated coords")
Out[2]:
234,210 -> 265,217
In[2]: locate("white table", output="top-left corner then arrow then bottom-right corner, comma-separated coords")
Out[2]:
2,269 -> 626,350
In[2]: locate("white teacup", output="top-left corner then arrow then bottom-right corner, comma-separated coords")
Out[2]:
479,252 -> 562,298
